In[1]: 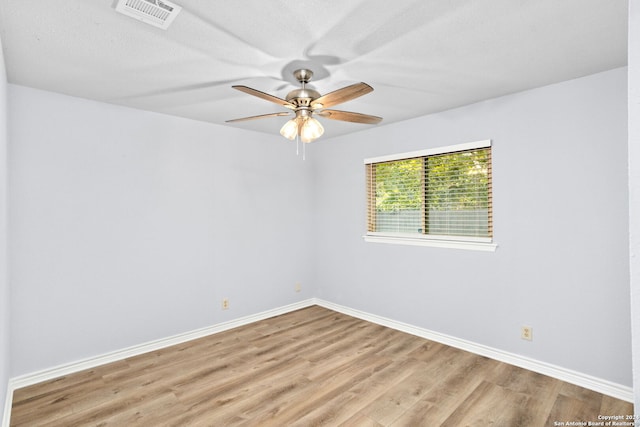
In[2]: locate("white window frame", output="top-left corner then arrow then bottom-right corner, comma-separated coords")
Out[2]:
363,140 -> 497,252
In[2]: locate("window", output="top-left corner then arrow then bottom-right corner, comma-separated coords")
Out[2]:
364,140 -> 496,251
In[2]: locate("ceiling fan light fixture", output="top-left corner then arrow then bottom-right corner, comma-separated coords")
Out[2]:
300,117 -> 324,143
279,118 -> 299,140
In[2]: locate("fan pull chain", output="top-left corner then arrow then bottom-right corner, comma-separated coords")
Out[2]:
296,134 -> 300,156
303,139 -> 306,161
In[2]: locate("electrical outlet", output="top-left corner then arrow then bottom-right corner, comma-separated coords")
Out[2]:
222,298 -> 229,310
521,326 -> 533,341
295,283 -> 302,292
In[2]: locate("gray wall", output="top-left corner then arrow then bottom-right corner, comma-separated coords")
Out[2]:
629,0 -> 640,411
8,86 -> 316,376
0,34 -> 9,421
312,67 -> 631,386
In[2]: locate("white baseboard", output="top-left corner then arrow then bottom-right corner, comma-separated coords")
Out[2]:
1,384 -> 11,427
2,299 -> 316,427
314,299 -> 634,403
3,297 -> 633,427
9,299 -> 317,391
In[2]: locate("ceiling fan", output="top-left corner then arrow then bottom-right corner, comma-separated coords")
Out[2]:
226,69 -> 382,143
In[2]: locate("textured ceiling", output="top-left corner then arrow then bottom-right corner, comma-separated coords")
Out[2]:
0,0 -> 629,140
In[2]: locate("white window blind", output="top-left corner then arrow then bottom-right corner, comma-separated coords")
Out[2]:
366,140 -> 492,241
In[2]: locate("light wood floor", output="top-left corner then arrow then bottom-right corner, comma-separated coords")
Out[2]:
11,306 -> 633,426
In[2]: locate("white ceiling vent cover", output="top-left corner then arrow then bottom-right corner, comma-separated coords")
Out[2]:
115,0 -> 182,30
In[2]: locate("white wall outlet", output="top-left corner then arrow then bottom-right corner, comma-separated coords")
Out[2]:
295,283 -> 301,292
222,298 -> 229,310
521,326 -> 533,341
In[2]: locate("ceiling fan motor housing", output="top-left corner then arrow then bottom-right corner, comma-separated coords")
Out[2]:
286,88 -> 321,108
286,69 -> 321,109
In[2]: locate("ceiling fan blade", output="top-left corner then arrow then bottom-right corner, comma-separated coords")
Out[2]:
226,112 -> 292,123
232,85 -> 295,109
311,82 -> 373,109
317,109 -> 382,125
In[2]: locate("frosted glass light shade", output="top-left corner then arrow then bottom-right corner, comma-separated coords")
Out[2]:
300,117 -> 324,143
280,119 -> 298,140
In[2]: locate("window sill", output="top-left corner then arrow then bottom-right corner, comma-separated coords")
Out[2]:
363,234 -> 498,252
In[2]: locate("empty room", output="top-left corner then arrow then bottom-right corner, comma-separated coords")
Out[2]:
1,0 -> 640,425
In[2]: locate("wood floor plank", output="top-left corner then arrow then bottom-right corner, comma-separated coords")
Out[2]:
10,306 -> 633,426
544,382 -> 622,426
601,394 -> 635,418
545,394 -> 599,426
250,355 -> 394,425
377,348 -> 491,425
439,380 -> 538,426
286,358 -> 424,426
339,412 -> 384,427
485,361 -> 565,427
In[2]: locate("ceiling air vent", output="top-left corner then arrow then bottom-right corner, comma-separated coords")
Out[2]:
115,0 -> 182,30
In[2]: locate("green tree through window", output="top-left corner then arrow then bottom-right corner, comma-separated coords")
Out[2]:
367,146 -> 492,238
